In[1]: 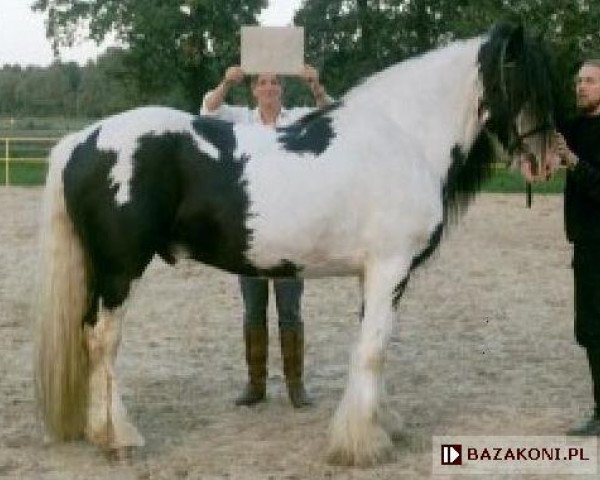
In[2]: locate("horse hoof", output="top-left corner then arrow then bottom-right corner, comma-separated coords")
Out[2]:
326,444 -> 395,467
377,407 -> 404,442
106,446 -> 135,463
326,424 -> 394,466
86,421 -> 145,451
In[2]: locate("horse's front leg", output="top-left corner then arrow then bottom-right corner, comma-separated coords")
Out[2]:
327,259 -> 408,466
84,302 -> 144,454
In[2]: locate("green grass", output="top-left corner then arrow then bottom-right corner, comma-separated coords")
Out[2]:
483,166 -> 565,193
0,161 -> 48,185
0,116 -> 568,192
0,116 -> 91,186
1,160 -> 567,191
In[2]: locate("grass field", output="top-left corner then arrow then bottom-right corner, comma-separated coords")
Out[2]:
485,166 -> 566,194
0,161 -> 567,192
0,116 -> 94,186
0,116 -> 567,192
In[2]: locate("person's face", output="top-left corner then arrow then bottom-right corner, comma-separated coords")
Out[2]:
576,63 -> 600,115
252,73 -> 282,107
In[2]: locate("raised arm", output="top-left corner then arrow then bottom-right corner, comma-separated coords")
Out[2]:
202,66 -> 245,113
300,64 -> 333,108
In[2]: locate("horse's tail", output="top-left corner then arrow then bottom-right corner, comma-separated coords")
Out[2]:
35,133 -> 91,441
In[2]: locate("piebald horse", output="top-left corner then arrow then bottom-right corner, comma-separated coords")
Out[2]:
35,23 -> 557,465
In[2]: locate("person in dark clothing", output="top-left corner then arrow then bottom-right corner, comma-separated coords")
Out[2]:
554,59 -> 600,435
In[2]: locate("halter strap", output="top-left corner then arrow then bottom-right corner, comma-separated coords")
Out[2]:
508,122 -> 552,154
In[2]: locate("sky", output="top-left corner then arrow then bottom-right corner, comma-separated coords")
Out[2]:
0,0 -> 304,67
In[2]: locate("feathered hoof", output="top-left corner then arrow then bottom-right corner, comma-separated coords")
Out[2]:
378,407 -> 404,442
326,423 -> 394,466
85,419 -> 145,452
106,446 -> 135,463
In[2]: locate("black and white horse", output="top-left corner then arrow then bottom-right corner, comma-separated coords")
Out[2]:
35,23 -> 557,465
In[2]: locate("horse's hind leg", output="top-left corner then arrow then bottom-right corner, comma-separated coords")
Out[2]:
84,299 -> 144,452
327,259 -> 408,466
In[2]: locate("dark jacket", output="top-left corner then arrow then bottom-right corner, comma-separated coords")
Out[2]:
562,114 -> 600,243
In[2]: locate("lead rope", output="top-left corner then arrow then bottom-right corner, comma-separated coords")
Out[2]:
521,115 -> 533,208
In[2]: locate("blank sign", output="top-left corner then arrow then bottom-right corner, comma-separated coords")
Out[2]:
241,26 -> 304,75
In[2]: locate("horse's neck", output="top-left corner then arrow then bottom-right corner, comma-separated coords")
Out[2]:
341,37 -> 484,179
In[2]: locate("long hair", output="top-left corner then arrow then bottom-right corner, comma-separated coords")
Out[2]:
34,134 -> 91,440
444,22 -> 557,221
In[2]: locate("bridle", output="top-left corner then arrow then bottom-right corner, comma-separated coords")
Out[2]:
508,121 -> 553,156
494,39 -> 554,157
497,38 -> 553,157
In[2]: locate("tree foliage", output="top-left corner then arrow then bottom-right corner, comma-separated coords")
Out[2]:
296,0 -> 600,111
32,0 -> 267,111
0,49 -> 144,117
12,0 -> 600,118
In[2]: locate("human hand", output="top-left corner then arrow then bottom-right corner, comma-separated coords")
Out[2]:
300,64 -> 328,104
519,153 -> 538,182
550,131 -> 578,169
224,66 -> 245,87
300,64 -> 319,88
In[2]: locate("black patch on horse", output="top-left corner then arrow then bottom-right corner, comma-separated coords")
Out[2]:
167,129 -> 254,273
63,123 -> 262,314
172,123 -> 306,277
392,277 -> 409,310
391,223 -> 444,309
64,128 -> 181,316
411,223 -> 444,272
444,134 -> 495,223
255,259 -> 303,278
192,115 -> 236,156
277,102 -> 340,155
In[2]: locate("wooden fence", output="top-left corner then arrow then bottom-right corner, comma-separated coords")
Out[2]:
0,137 -> 58,185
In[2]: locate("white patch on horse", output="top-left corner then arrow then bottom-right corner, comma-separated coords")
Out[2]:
231,43 -> 486,276
91,106 -> 219,205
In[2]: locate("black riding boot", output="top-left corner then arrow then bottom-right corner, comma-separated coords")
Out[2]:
568,347 -> 600,435
235,324 -> 268,406
280,324 -> 313,408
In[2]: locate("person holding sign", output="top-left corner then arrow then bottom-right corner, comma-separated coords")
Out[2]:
201,62 -> 332,408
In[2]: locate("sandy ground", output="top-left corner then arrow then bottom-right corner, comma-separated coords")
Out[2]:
0,188 -> 597,479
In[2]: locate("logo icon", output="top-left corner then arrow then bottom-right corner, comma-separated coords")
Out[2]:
441,444 -> 462,465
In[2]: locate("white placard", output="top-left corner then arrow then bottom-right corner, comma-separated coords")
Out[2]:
241,26 -> 304,75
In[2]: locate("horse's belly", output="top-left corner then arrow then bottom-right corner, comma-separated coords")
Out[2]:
245,222 -> 364,277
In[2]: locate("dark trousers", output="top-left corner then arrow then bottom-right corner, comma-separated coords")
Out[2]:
573,244 -> 600,414
573,244 -> 600,348
239,276 -> 304,327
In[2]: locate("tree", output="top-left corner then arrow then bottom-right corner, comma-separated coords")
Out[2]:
296,0 -> 600,109
33,0 -> 267,111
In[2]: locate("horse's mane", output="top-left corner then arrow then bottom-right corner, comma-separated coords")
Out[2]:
444,22 -> 556,224
477,22 -> 556,144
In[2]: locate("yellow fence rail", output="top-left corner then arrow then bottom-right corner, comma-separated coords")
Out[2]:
0,137 -> 58,186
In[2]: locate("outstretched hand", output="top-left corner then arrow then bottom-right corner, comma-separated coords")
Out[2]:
299,64 -> 329,106
550,132 -> 578,169
224,66 -> 245,87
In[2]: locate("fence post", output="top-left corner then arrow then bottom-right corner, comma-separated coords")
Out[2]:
4,138 -> 9,186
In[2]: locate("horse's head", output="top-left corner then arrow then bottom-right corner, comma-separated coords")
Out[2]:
478,23 -> 559,181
